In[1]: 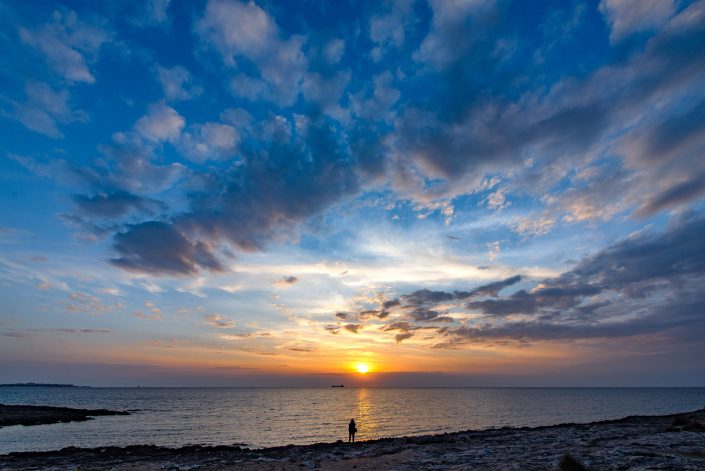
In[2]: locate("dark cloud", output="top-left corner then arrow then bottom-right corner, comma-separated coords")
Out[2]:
403,289 -> 454,305
14,0 -> 704,280
285,342 -> 318,353
455,275 -> 522,299
381,321 -> 416,332
27,328 -> 112,334
349,213 -> 705,347
111,221 -> 224,276
109,116 -> 358,274
409,307 -> 454,323
382,299 -> 400,309
2,332 -> 31,338
73,191 -> 166,218
390,0 -> 705,213
395,332 -> 414,344
635,171 -> 705,217
344,323 -> 362,334
324,325 -> 340,334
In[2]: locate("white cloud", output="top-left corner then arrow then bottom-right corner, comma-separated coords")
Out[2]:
229,74 -> 268,101
512,212 -> 556,238
157,65 -> 201,101
599,0 -> 675,42
301,71 -> 350,119
196,0 -> 306,106
135,103 -> 185,143
6,81 -> 86,138
486,241 -> 501,261
19,9 -> 108,84
414,0 -> 494,68
145,0 -> 171,24
349,71 -> 400,120
323,39 -> 345,64
369,0 -> 413,60
179,122 -> 240,162
484,189 -> 511,213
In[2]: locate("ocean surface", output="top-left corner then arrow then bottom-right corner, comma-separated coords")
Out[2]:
1,387 -> 704,453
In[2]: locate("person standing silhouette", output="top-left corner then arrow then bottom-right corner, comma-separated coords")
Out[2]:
348,418 -> 357,443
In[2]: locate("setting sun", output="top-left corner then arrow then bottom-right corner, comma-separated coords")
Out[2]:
356,363 -> 370,374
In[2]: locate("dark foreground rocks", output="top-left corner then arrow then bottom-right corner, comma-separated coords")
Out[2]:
0,404 -> 129,428
1,408 -> 705,470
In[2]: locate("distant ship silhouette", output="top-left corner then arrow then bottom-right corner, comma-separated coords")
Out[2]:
331,384 -> 344,387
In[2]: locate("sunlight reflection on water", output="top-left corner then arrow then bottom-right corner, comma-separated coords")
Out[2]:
1,387 -> 704,453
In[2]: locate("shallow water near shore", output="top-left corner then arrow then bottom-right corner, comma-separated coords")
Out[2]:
1,387 -> 704,453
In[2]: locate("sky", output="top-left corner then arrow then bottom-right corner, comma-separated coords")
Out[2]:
1,0 -> 704,387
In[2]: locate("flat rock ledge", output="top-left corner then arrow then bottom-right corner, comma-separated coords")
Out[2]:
1,408 -> 705,470
0,404 -> 129,428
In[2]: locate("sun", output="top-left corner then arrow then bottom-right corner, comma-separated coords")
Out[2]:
355,363 -> 370,374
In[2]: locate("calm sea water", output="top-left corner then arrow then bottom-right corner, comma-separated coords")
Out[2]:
1,387 -> 704,453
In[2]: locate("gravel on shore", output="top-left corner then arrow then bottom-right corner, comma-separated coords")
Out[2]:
1,407 -> 704,470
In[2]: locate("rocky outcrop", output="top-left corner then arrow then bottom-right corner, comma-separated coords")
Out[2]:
0,404 -> 129,428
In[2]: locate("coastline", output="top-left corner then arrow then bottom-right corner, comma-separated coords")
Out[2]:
0,404 -> 129,428
1,407 -> 704,470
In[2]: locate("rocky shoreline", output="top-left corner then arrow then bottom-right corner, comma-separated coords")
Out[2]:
1,407 -> 704,470
0,404 -> 129,428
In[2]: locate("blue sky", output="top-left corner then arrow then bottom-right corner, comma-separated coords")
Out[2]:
1,0 -> 705,386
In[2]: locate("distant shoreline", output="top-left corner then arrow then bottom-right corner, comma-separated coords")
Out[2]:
0,383 -> 86,388
1,407 -> 704,470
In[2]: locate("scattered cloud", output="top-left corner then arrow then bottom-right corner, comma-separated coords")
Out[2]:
19,9 -> 108,83
3,81 -> 86,137
156,65 -> 202,101
196,0 -> 306,106
599,0 -> 675,42
135,103 -> 185,143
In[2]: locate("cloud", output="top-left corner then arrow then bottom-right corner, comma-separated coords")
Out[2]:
19,9 -> 108,83
4,81 -> 86,137
273,275 -> 298,288
156,65 -> 202,101
635,171 -> 705,217
394,332 -> 414,344
344,323 -> 362,334
301,70 -> 350,118
599,0 -> 675,42
179,122 -> 240,162
142,0 -> 172,25
414,0 -> 496,68
111,115 -> 358,275
111,221 -> 225,276
335,212 -> 705,348
196,0 -> 306,106
98,132 -> 188,194
387,0 -> 705,220
455,275 -> 522,299
135,103 -> 185,143
72,191 -> 167,218
349,71 -> 400,120
369,0 -> 414,60
65,291 -> 123,315
132,302 -> 162,320
204,314 -> 235,328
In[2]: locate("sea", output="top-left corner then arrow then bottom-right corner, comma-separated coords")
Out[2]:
1,387 -> 704,454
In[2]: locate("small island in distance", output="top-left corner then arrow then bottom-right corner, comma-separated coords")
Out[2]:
0,383 -> 86,388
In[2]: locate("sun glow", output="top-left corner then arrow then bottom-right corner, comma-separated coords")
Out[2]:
356,363 -> 370,374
